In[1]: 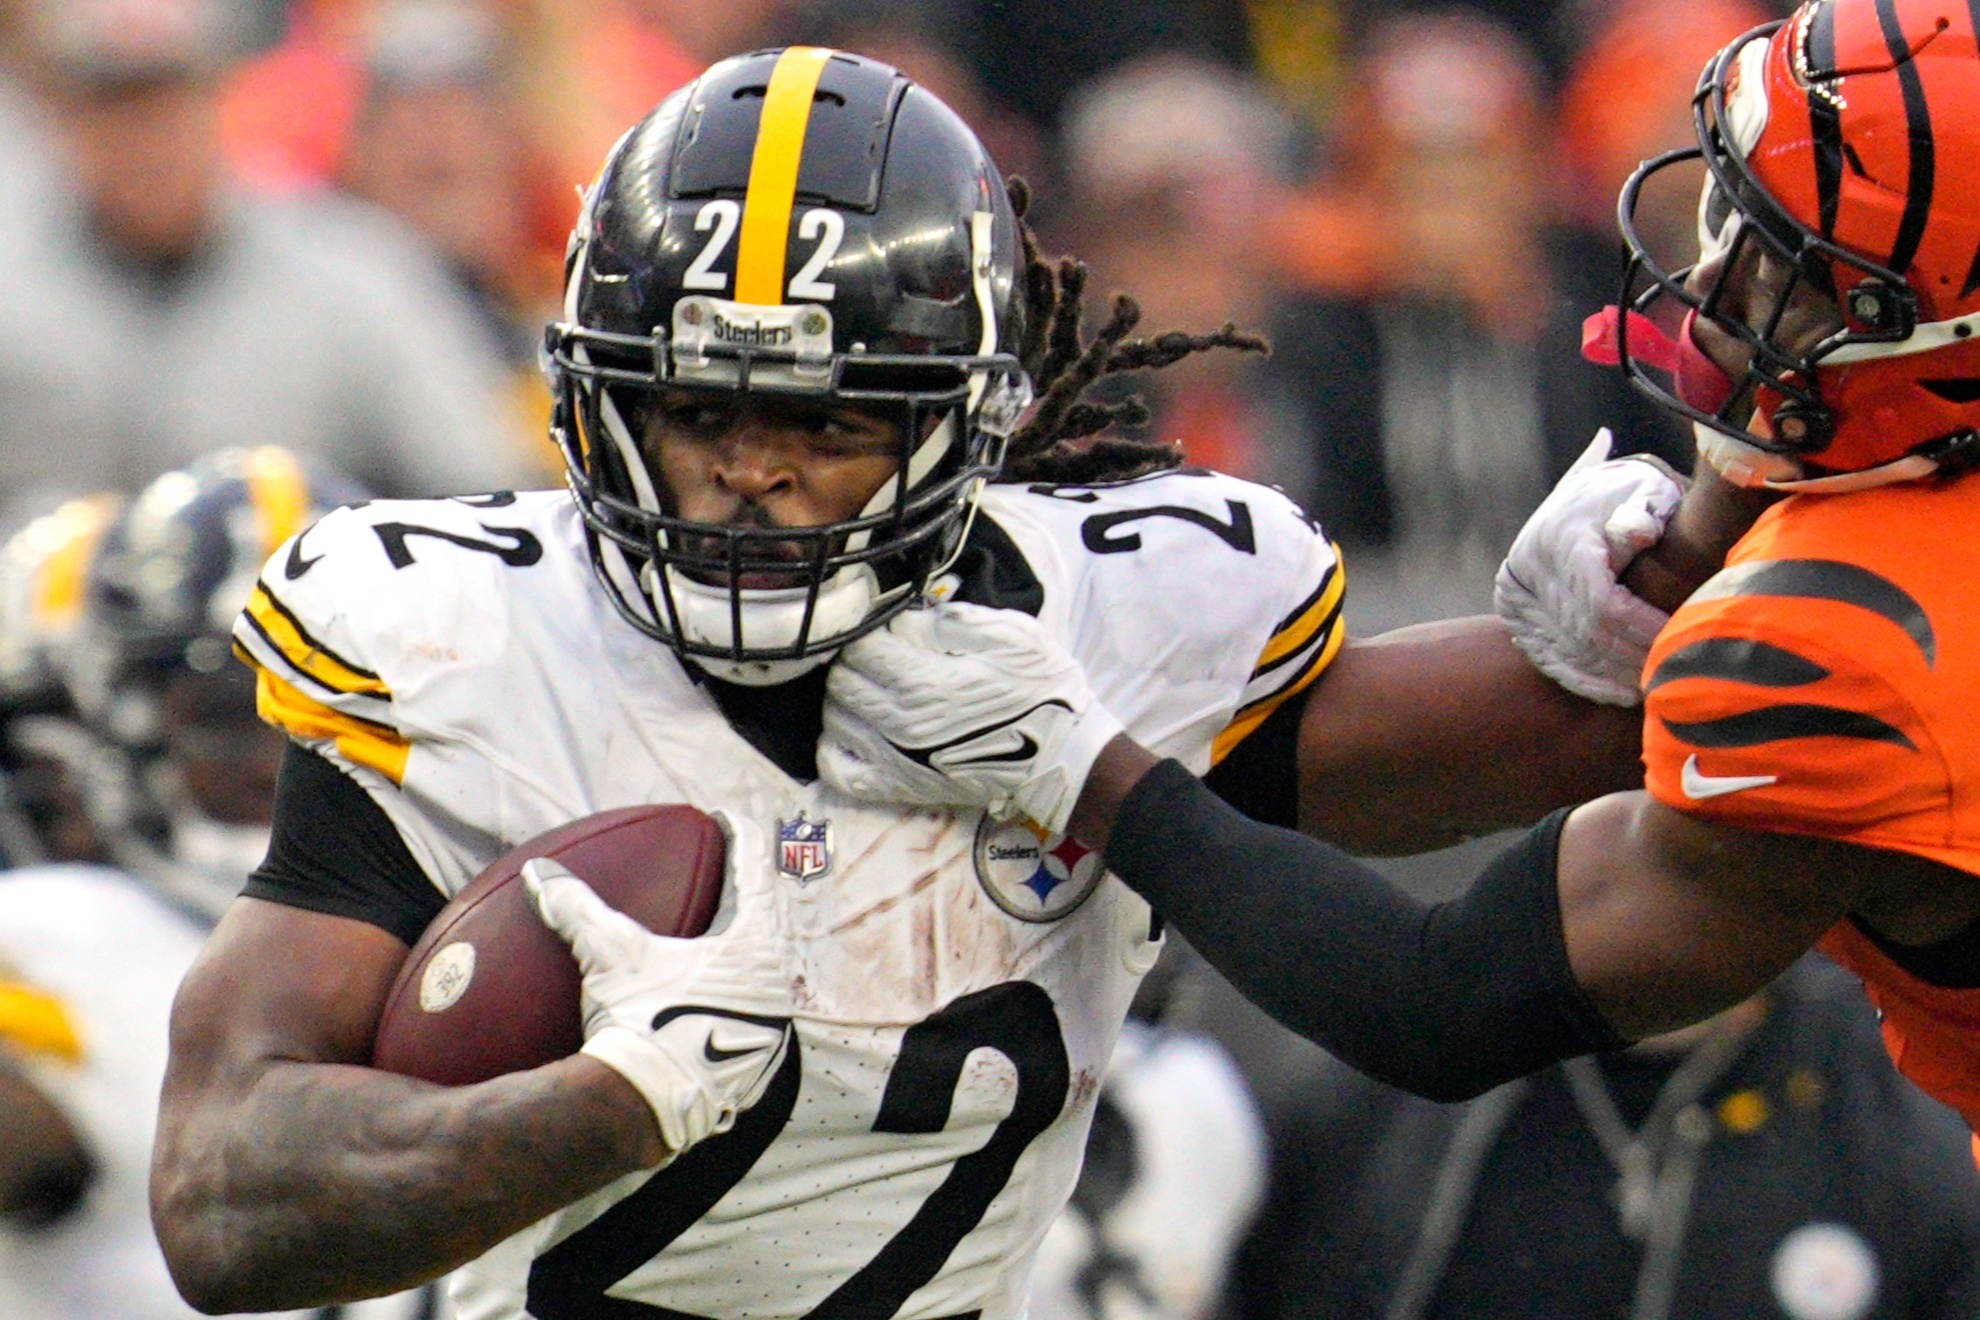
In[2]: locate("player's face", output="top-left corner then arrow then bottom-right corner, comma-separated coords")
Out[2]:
1683,229 -> 1845,396
641,389 -> 904,587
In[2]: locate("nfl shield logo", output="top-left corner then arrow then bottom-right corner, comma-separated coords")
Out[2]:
777,813 -> 833,882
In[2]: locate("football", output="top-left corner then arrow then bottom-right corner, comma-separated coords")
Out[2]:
371,804 -> 727,1086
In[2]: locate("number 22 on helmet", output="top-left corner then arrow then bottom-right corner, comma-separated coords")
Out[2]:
545,47 -> 1033,684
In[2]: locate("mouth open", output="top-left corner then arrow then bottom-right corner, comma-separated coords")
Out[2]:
673,529 -> 821,592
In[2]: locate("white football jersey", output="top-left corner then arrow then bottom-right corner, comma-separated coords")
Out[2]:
0,867 -> 442,1320
232,471 -> 1341,1320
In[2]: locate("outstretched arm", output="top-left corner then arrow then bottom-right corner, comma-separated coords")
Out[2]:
150,899 -> 663,1313
1076,746 -> 1947,1094
1290,617 -> 1642,855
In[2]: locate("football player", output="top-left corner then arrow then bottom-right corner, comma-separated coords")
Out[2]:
815,0 -> 1980,1140
0,452 -> 437,1318
148,48 -> 1737,1319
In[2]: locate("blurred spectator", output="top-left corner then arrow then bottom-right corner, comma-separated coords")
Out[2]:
341,0 -> 564,480
223,0 -> 809,256
0,451 -> 436,1319
1055,54 -> 1323,512
1266,11 -> 1677,628
0,0 -> 531,514
1227,957 -> 1980,1320
793,0 -> 1048,199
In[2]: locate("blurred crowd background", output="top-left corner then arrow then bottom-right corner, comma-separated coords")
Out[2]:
10,2 -> 1980,1320
0,0 -> 1792,626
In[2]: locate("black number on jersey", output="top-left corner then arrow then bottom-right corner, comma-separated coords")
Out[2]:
526,981 -> 1069,1320
371,522 -> 544,569
1080,501 -> 1255,556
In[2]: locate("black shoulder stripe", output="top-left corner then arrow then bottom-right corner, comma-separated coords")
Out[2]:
1690,559 -> 1934,665
243,580 -> 384,682
1645,638 -> 1831,692
1273,562 -> 1338,636
1876,0 -> 1934,275
1663,703 -> 1916,749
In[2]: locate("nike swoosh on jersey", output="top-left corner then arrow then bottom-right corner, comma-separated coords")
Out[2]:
1680,754 -> 1780,800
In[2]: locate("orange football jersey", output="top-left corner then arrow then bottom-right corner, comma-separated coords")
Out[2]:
1642,473 -> 1980,1130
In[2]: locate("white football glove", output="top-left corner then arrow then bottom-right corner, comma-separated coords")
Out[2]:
1494,429 -> 1685,706
523,814 -> 793,1166
818,602 -> 1125,836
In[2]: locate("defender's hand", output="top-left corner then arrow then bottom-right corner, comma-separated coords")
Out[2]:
523,820 -> 792,1166
819,603 -> 1124,835
1494,430 -> 1684,706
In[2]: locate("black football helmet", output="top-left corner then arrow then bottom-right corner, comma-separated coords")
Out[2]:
545,47 -> 1032,684
71,448 -> 369,919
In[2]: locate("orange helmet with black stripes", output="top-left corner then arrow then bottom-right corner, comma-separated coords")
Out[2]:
1616,0 -> 1980,490
544,48 -> 1032,685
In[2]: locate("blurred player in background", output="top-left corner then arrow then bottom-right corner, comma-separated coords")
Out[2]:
811,0 -> 1980,1150
0,450 -> 437,1318
144,44 -> 1737,1320
0,0 -> 531,513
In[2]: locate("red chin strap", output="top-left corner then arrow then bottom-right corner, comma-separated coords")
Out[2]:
1582,306 -> 1737,415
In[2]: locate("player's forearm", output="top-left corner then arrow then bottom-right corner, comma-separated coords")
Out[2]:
1088,760 -> 1624,1099
152,1054 -> 661,1312
1292,620 -> 1644,855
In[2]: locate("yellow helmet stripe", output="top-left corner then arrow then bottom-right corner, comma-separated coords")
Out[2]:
33,495 -> 118,627
244,446 -> 312,558
734,46 -> 834,306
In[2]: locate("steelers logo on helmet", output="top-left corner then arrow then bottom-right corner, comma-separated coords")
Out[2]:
973,816 -> 1105,923
544,46 -> 1032,685
1610,0 -> 1980,493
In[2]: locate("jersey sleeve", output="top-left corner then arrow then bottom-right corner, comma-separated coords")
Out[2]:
1209,528 -> 1344,766
231,502 -> 411,786
1011,472 -> 1344,775
229,495 -> 552,897
1641,559 -> 1950,848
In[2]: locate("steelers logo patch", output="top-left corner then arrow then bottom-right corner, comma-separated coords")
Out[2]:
973,817 -> 1105,922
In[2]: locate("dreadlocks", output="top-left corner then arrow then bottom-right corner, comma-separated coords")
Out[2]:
997,176 -> 1271,485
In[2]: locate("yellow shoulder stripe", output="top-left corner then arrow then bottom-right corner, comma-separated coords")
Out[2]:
735,46 -> 834,306
1256,563 -> 1344,672
256,669 -> 410,785
1211,618 -> 1345,766
243,583 -> 388,698
0,982 -> 84,1062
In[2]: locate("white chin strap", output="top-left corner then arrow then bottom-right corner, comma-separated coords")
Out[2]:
643,559 -> 882,686
1697,424 -> 1941,493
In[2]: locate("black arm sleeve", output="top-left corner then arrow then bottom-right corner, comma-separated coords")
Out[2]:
244,743 -> 447,946
1105,759 -> 1626,1101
